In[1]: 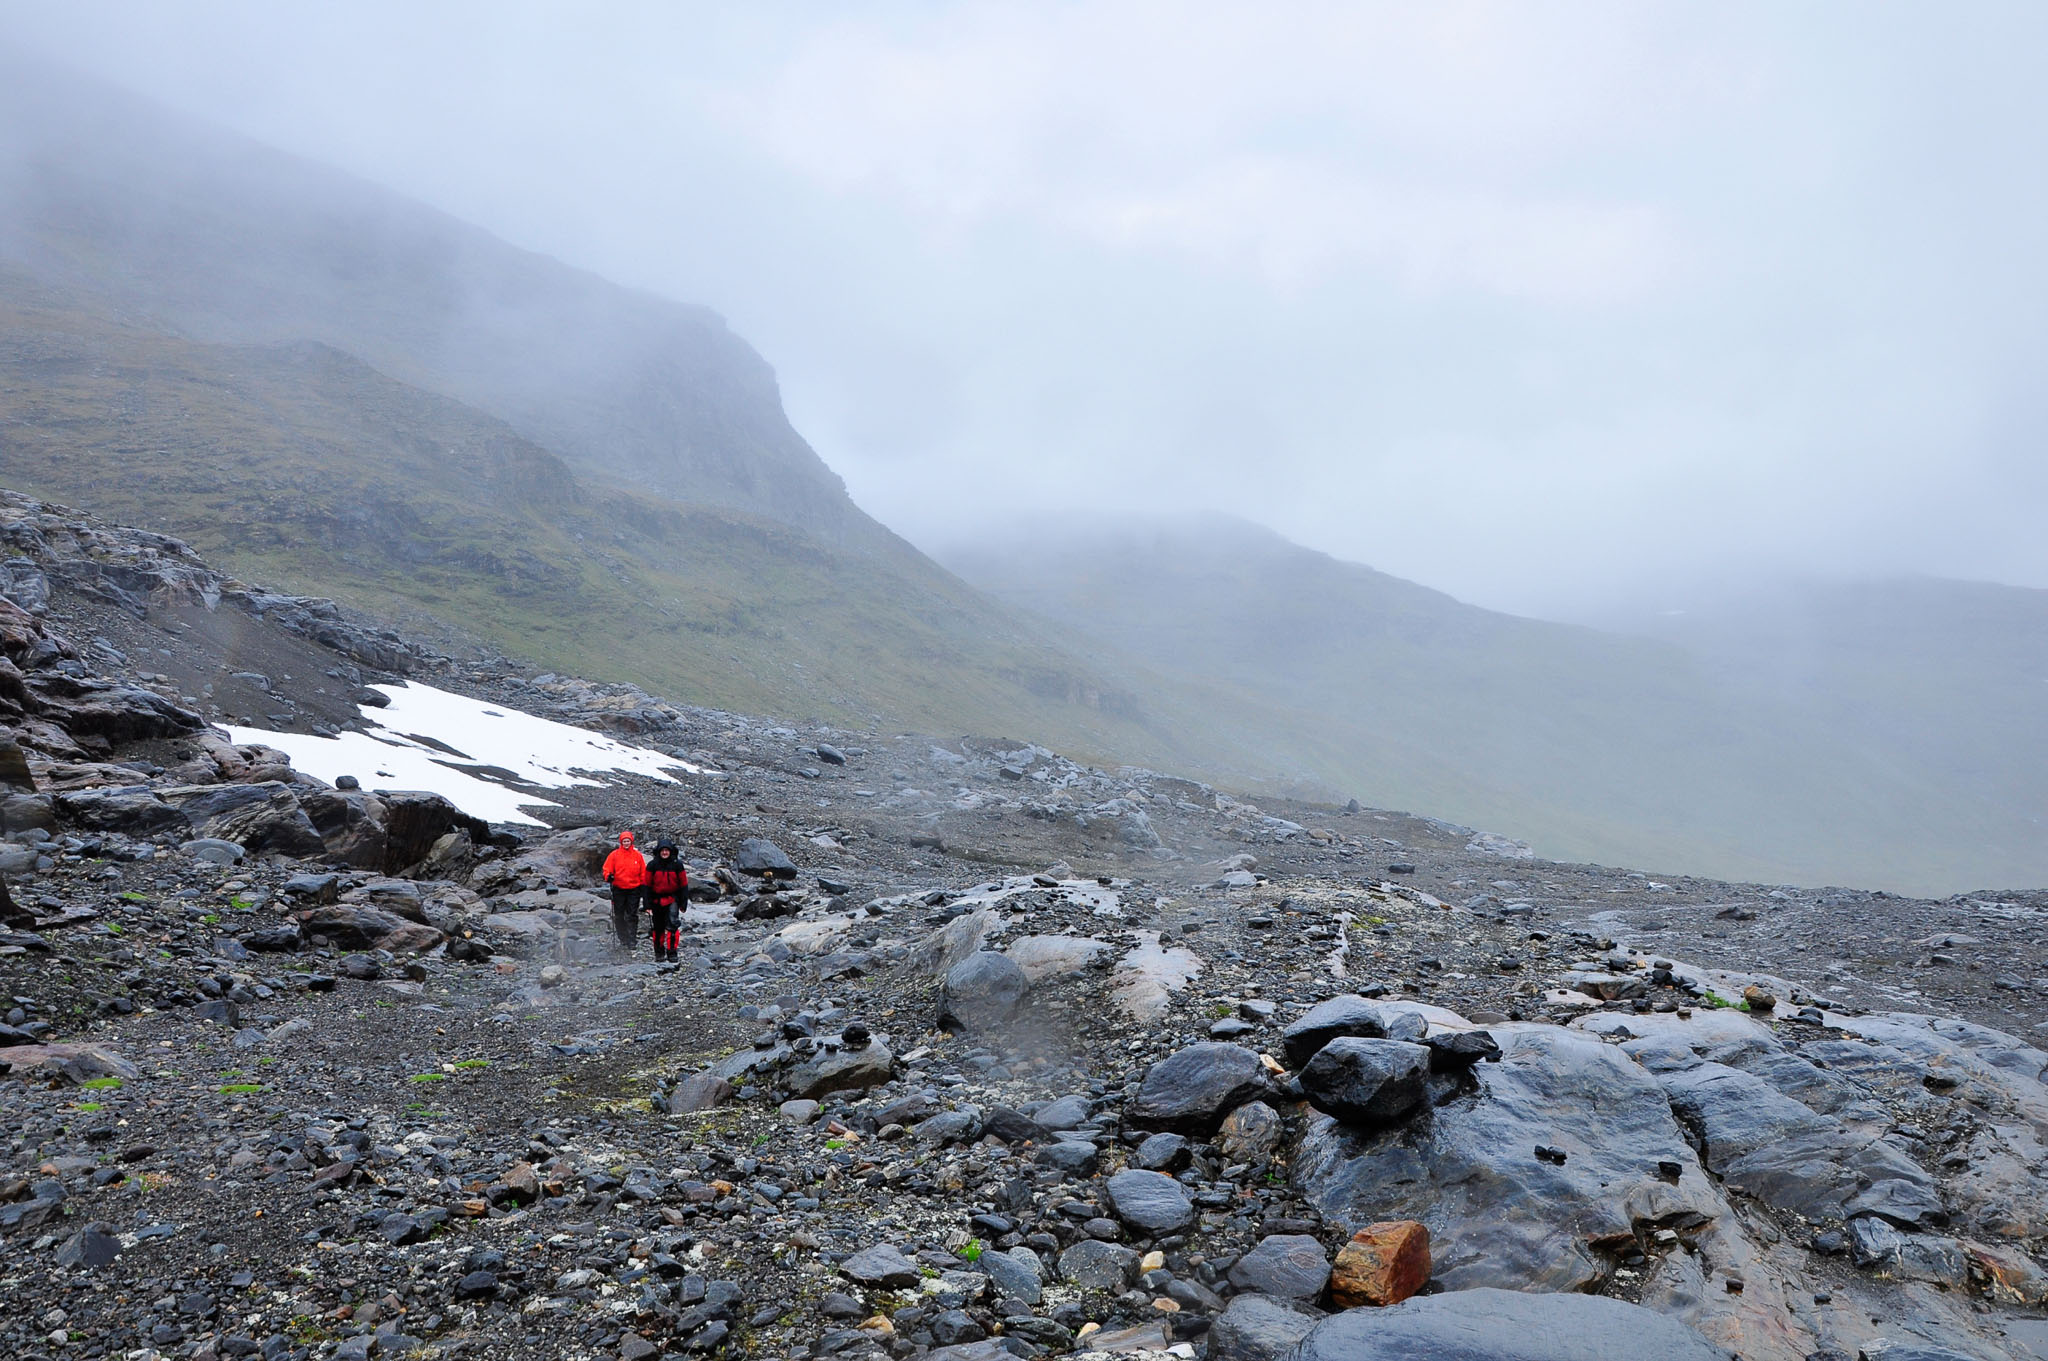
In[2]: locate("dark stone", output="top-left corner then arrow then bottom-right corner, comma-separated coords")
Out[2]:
1103,1169 -> 1195,1236
1288,1287 -> 1727,1360
1281,995 -> 1390,1069
1206,1293 -> 1325,1361
1298,1038 -> 1430,1128
734,837 -> 798,880
1126,1042 -> 1271,1135
939,951 -> 1031,1032
1225,1235 -> 1330,1300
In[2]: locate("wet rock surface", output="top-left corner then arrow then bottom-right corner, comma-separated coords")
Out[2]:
0,490 -> 2044,1361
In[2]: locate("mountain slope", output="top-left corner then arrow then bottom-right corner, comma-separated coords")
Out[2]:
944,514 -> 2048,893
0,51 -> 857,539
0,264 -> 1187,764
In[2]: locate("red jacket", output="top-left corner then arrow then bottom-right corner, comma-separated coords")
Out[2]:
648,859 -> 689,907
602,846 -> 648,889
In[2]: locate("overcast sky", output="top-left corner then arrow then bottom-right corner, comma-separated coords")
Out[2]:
7,2 -> 2047,617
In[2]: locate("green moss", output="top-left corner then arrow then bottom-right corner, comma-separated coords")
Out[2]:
79,1077 -> 122,1090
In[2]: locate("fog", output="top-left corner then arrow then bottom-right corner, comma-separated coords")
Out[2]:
6,1 -> 2047,617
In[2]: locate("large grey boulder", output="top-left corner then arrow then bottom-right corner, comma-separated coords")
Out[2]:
1102,1169 -> 1195,1236
53,786 -> 187,836
1298,1038 -> 1430,1128
735,837 -> 798,880
1225,1234 -> 1329,1300
1293,1026 -> 1724,1294
1282,994 -> 1389,1069
783,1036 -> 894,1100
938,950 -> 1030,1032
1058,1239 -> 1140,1291
1205,1293 -> 1323,1361
1288,1287 -> 1729,1361
1126,1042 -> 1270,1135
840,1243 -> 919,1289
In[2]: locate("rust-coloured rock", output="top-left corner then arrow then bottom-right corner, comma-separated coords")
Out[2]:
1331,1220 -> 1430,1308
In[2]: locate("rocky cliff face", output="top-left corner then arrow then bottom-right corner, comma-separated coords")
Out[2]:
0,489 -> 2044,1361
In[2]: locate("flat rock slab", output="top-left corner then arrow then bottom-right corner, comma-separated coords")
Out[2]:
1293,1026 -> 1724,1294
1291,1286 -> 1729,1361
840,1243 -> 919,1289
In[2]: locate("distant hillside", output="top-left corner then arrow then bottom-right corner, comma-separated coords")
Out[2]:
944,515 -> 2048,894
0,52 -> 857,539
0,262 -> 1195,765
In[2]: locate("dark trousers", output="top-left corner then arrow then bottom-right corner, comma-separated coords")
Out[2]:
609,886 -> 645,946
649,897 -> 681,955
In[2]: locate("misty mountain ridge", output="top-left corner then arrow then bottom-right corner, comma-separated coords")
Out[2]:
943,513 -> 2048,894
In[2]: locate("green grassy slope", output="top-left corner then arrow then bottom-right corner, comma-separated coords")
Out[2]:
0,269 -> 1186,764
945,516 -> 2048,893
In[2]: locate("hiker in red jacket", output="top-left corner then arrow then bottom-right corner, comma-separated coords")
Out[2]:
646,839 -> 688,963
601,830 -> 649,952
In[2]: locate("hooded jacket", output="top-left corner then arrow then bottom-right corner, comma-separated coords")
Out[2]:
647,841 -> 689,906
602,834 -> 649,890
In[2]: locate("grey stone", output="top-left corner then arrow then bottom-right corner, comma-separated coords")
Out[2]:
939,951 -> 1030,1032
1035,1140 -> 1100,1176
734,837 -> 797,880
1282,994 -> 1390,1069
1225,1234 -> 1329,1300
1058,1239 -> 1140,1291
1293,1027 -> 1724,1294
1126,1042 -> 1270,1135
663,1074 -> 733,1113
1133,1131 -> 1190,1171
54,1225 -> 121,1269
182,837 -> 245,865
1031,1093 -> 1092,1129
1205,1293 -> 1324,1361
980,1246 -> 1043,1305
840,1243 -> 920,1289
1298,1038 -> 1431,1128
1288,1287 -> 1728,1361
1102,1169 -> 1195,1236
784,1036 -> 893,1100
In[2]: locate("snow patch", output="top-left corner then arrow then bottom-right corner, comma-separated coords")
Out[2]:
224,681 -> 696,826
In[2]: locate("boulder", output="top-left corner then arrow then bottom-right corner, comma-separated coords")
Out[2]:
735,837 -> 798,880
1219,1100 -> 1285,1164
1289,1287 -> 1728,1361
1205,1293 -> 1324,1361
1330,1221 -> 1430,1307
1225,1234 -> 1330,1300
1126,1042 -> 1271,1135
1102,1169 -> 1195,1236
1293,1027 -> 1724,1295
1281,994 -> 1389,1069
0,1043 -> 139,1084
784,1036 -> 894,1100
298,903 -> 415,950
197,784 -> 325,858
938,950 -> 1031,1032
663,1074 -> 734,1114
981,1246 -> 1043,1305
53,786 -> 188,837
840,1243 -> 920,1289
0,733 -> 33,790
299,788 -> 387,870
380,791 -> 491,874
1298,1038 -> 1431,1128
1058,1239 -> 1140,1291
